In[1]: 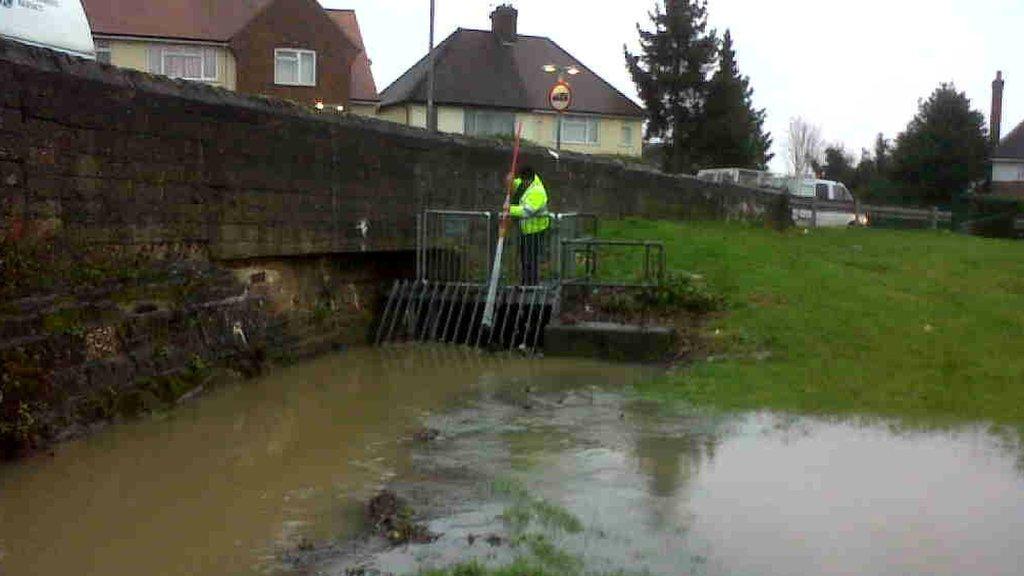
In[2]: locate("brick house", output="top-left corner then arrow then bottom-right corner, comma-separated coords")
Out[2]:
992,126 -> 1024,200
989,71 -> 1024,199
379,5 -> 645,157
82,0 -> 378,115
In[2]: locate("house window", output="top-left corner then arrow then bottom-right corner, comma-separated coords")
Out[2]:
558,115 -> 599,145
147,45 -> 218,81
275,49 -> 316,86
95,40 -> 111,64
620,124 -> 633,147
464,109 -> 515,137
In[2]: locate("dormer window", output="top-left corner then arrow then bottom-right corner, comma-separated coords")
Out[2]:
275,48 -> 316,86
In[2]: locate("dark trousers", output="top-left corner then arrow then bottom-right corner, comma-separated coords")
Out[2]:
518,230 -> 546,286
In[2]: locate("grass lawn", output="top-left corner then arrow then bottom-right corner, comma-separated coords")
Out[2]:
600,219 -> 1024,424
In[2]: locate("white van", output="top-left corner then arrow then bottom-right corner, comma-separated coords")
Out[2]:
787,178 -> 869,227
0,0 -> 95,59
696,168 -> 788,191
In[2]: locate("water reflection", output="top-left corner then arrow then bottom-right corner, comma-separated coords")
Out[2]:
361,395 -> 1024,576
3,346 -> 1023,576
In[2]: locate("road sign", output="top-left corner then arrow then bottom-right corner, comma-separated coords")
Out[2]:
548,81 -> 572,112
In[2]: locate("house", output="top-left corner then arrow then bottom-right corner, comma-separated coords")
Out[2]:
990,71 -> 1024,199
82,0 -> 378,114
379,5 -> 645,157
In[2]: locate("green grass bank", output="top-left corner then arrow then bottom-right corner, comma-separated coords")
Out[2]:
600,220 -> 1024,423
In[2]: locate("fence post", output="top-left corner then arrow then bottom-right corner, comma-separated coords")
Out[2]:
416,212 -> 423,281
930,206 -> 939,230
811,196 -> 818,228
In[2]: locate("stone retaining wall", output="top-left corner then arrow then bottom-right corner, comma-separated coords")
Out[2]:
1,38 -> 788,262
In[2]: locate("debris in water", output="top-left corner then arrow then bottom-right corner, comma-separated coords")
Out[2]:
366,490 -> 437,545
485,534 -> 503,547
412,428 -> 441,443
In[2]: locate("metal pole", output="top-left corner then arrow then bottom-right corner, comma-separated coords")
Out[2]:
427,0 -> 437,132
556,70 -> 564,152
556,112 -> 563,152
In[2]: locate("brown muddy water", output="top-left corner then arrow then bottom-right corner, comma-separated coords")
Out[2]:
2,347 -> 1024,576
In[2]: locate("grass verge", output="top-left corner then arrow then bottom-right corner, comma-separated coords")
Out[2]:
600,219 -> 1024,424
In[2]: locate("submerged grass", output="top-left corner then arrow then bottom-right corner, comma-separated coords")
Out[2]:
418,479 -> 648,576
599,219 -> 1024,424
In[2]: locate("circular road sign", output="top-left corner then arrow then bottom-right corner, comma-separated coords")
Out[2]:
548,81 -> 573,112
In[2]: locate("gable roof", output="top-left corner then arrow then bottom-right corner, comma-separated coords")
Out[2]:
994,120 -> 1024,160
326,9 -> 377,103
84,1 -> 375,103
380,29 -> 644,118
83,0 -> 272,42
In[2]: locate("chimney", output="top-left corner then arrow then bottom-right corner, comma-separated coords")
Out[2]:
991,71 -> 1005,148
491,4 -> 518,44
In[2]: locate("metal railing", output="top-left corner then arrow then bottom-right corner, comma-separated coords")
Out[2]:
788,197 -> 952,230
559,239 -> 666,288
416,210 -> 598,286
416,210 -> 494,283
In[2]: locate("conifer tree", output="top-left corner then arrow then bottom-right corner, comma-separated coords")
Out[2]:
626,0 -> 717,173
694,31 -> 773,169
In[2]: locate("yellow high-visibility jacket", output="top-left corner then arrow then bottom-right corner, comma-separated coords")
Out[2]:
509,175 -> 551,235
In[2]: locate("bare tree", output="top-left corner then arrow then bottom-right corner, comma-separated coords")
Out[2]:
785,117 -> 823,177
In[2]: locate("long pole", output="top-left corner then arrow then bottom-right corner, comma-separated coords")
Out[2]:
556,112 -> 563,152
427,0 -> 437,132
555,70 -> 564,152
481,122 -> 524,333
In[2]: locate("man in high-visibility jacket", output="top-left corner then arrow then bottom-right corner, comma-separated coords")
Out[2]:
507,166 -> 550,286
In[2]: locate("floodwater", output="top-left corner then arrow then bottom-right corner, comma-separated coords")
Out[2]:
2,348 -> 1024,576
0,347 -> 652,576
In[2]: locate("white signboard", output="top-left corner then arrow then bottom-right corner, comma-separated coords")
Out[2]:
0,0 -> 95,59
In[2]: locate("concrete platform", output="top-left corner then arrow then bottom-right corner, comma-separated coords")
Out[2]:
544,321 -> 676,363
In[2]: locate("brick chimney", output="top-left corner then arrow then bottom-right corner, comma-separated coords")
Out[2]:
491,4 -> 518,44
992,71 -> 1005,148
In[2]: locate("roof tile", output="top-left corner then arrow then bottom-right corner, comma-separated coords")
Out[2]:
83,0 -> 272,42
381,29 -> 643,118
326,9 -> 378,103
995,120 -> 1024,160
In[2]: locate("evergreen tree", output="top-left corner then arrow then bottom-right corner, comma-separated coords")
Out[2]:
694,31 -> 773,169
625,0 -> 718,174
821,145 -> 855,184
873,133 -> 891,175
891,84 -> 989,206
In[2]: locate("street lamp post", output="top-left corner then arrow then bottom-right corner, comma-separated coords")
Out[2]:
427,0 -> 437,132
543,64 -> 579,152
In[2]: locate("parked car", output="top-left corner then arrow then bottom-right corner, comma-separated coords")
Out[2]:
787,178 -> 869,227
0,0 -> 95,59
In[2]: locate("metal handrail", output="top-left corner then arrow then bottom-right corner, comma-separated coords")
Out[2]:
559,238 -> 666,288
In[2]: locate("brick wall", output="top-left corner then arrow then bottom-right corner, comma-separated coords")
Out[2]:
0,38 -> 788,262
231,0 -> 357,106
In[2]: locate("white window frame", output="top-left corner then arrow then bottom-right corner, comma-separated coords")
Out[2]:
274,48 -> 317,87
620,124 -> 634,147
149,45 -> 218,82
558,115 -> 600,145
464,109 -> 516,137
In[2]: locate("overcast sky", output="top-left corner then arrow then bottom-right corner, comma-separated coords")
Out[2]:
324,0 -> 1022,173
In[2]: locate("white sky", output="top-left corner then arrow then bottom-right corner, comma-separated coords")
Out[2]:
324,0 -> 1022,173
